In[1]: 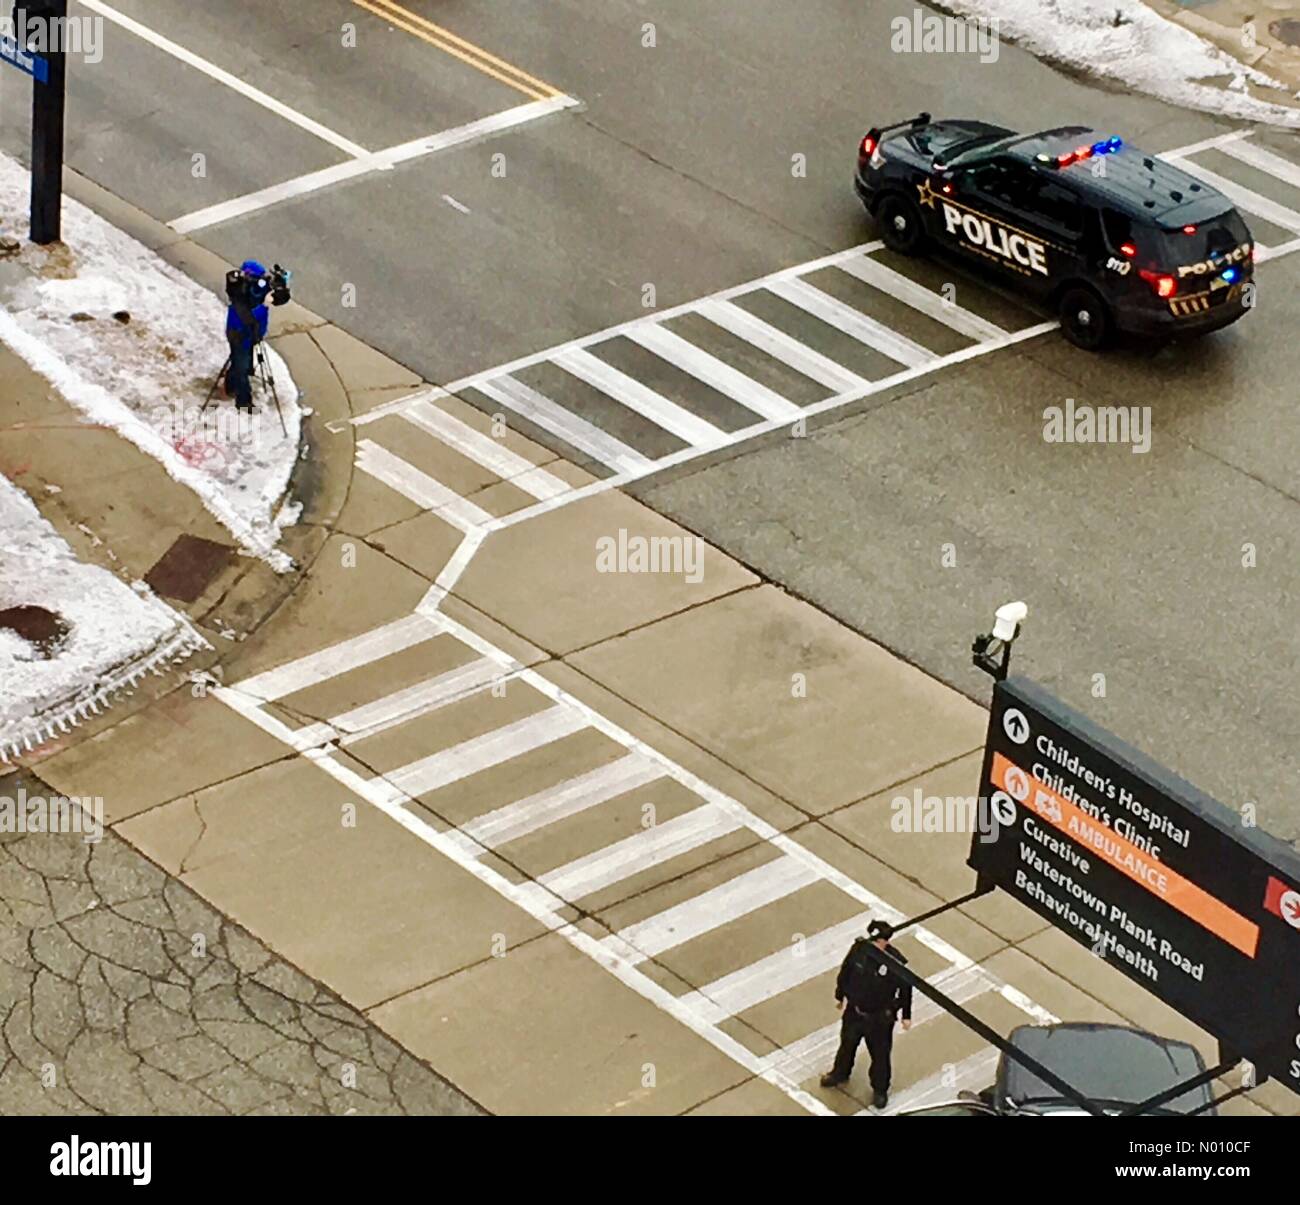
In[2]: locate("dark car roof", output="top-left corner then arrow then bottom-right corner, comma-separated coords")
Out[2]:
968,126 -> 1234,226
997,1023 -> 1215,1115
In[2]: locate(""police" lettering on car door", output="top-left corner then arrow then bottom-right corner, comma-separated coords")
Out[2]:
942,202 -> 1048,276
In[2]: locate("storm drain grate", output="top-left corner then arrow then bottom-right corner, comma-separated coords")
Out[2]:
145,534 -> 236,602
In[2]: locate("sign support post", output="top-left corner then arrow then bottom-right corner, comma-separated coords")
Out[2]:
29,0 -> 68,245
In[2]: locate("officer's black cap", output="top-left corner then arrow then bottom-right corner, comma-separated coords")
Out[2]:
867,920 -> 894,941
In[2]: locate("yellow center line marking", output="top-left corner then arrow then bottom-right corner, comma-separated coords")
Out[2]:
352,0 -> 560,101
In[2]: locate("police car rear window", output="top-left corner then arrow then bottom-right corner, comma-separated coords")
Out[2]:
1151,210 -> 1251,266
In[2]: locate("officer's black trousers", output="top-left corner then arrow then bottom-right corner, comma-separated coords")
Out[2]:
831,1008 -> 894,1091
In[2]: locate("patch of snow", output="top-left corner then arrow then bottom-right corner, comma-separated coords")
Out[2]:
0,151 -> 303,569
944,0 -> 1300,128
0,474 -> 208,761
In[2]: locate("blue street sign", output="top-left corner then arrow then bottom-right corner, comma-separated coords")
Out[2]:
0,35 -> 50,84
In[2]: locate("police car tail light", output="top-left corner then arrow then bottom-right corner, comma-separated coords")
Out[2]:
1139,269 -> 1177,299
861,135 -> 876,158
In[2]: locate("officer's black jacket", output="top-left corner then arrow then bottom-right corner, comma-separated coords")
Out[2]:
835,938 -> 913,1020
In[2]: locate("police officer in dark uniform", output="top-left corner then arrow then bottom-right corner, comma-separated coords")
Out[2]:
820,919 -> 912,1107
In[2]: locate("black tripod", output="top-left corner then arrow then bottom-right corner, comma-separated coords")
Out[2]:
201,339 -> 287,436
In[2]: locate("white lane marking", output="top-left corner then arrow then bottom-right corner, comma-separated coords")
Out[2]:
380,705 -> 588,800
1255,235 -> 1300,262
475,376 -> 654,475
1160,129 -> 1253,159
836,255 -> 1009,342
762,964 -> 996,1084
332,657 -> 502,737
168,95 -> 577,233
234,613 -> 439,703
874,1047 -> 1001,1116
212,682 -> 834,1116
1161,155 -> 1300,235
553,348 -> 728,448
81,0 -> 370,160
402,399 -> 571,500
606,855 -> 820,964
356,439 -> 494,532
678,912 -> 874,1026
443,195 -> 471,214
1215,138 -> 1300,192
455,753 -> 663,850
767,277 -> 938,369
625,325 -> 801,422
695,299 -> 869,394
538,804 -> 744,900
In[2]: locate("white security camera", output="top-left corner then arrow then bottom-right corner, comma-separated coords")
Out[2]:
992,601 -> 1028,642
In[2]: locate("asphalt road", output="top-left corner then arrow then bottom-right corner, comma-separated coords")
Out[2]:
1,0 -> 1296,835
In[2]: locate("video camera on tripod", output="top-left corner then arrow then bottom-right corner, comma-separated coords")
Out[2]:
225,262 -> 292,315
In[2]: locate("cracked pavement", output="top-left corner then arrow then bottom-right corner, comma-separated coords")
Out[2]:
0,769 -> 482,1116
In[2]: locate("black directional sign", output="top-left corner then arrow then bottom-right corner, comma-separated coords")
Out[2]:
969,676 -> 1300,1094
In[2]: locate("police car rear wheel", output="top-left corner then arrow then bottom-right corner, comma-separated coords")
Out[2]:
1059,287 -> 1112,351
877,194 -> 927,256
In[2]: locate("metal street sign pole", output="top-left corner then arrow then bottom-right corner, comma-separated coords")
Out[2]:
29,0 -> 68,245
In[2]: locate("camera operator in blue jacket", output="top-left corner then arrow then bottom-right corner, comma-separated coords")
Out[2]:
224,260 -> 271,413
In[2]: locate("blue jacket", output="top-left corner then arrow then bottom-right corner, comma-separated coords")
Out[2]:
226,301 -> 268,349
226,259 -> 270,349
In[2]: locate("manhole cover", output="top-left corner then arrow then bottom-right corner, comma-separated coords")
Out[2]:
0,605 -> 70,657
1270,19 -> 1300,47
145,534 -> 236,602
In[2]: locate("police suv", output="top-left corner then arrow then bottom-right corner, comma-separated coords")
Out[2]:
853,114 -> 1255,350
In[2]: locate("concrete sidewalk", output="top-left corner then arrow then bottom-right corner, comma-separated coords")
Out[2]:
1152,0 -> 1300,100
8,172 -> 1297,1117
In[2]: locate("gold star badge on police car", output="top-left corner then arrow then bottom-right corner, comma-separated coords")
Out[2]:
916,178 -> 939,210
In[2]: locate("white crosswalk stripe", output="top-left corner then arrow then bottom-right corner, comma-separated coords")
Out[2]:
625,324 -> 802,422
402,399 -> 571,500
605,855 -> 819,963
538,803 -> 744,900
332,657 -> 503,739
837,255 -> 1009,342
677,912 -> 875,1026
1160,154 -> 1300,235
456,753 -> 663,851
695,298 -> 870,394
379,705 -> 588,800
875,1048 -> 1001,1115
236,613 -> 440,703
553,347 -> 729,448
766,277 -> 939,368
475,375 -> 654,474
356,439 -> 494,531
1215,138 -> 1300,192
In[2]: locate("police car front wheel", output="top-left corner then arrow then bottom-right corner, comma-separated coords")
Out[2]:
876,193 -> 927,256
1058,286 -> 1112,351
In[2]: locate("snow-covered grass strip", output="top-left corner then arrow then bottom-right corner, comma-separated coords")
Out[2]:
936,0 -> 1300,129
0,475 -> 209,762
0,151 -> 303,569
